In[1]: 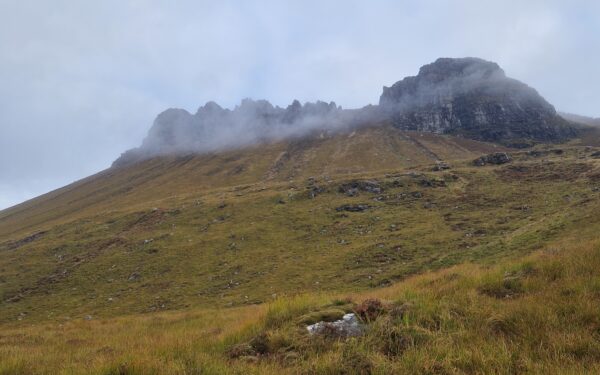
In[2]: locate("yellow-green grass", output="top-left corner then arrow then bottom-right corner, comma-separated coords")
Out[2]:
1,141 -> 599,324
2,127 -> 600,373
0,126 -> 503,239
2,233 -> 600,374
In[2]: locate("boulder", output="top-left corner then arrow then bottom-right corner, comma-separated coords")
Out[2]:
335,204 -> 371,212
432,161 -> 450,171
338,180 -> 382,196
306,313 -> 363,337
473,152 -> 512,166
590,151 -> 600,159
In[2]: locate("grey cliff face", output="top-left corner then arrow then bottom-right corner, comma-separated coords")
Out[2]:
113,57 -> 580,167
379,57 -> 576,146
113,99 -> 346,167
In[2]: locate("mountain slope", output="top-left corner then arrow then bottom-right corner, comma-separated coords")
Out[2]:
2,124 -> 599,323
0,56 -> 594,326
0,125 -> 502,238
1,57 -> 600,374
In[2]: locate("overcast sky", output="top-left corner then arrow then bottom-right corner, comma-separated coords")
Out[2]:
0,0 -> 599,210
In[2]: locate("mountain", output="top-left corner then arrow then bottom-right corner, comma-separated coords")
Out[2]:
114,57 -> 578,167
113,99 -> 349,167
4,135 -> 600,373
0,56 -> 592,322
380,57 -> 576,147
2,57 -> 600,374
1,125 -> 503,239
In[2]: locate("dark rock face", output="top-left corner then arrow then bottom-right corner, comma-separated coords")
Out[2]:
113,99 -> 344,166
473,152 -> 512,166
379,58 -> 576,146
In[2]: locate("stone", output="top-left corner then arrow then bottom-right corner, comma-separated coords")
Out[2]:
590,151 -> 600,159
473,152 -> 512,166
432,161 -> 450,171
410,191 -> 423,198
307,185 -> 326,199
335,204 -> 371,212
338,180 -> 382,196
128,272 -> 141,281
419,178 -> 446,187
306,313 -> 363,337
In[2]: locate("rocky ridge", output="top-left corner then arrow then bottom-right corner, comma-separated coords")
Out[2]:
379,57 -> 576,146
114,57 -> 579,167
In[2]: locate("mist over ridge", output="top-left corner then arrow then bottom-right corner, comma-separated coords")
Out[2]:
114,57 -> 577,167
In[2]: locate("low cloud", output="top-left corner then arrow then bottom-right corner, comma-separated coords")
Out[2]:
114,99 -> 382,165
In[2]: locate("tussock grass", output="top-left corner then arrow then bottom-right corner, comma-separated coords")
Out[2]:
3,148 -> 599,324
2,237 -> 600,374
3,144 -> 600,372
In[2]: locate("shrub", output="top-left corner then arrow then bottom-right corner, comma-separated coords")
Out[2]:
369,317 -> 431,357
226,343 -> 255,359
249,333 -> 270,356
226,333 -> 270,359
540,260 -> 564,281
479,276 -> 524,299
355,299 -> 386,322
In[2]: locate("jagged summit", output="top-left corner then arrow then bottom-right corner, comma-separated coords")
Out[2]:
115,98 -> 345,167
380,57 -> 507,107
379,57 -> 575,146
114,57 -> 578,167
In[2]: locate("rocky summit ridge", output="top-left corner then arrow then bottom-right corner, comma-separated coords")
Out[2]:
379,57 -> 576,146
114,57 -> 578,167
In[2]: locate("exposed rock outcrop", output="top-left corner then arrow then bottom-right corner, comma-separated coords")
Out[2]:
338,180 -> 382,196
379,58 -> 576,147
113,57 -> 579,167
306,313 -> 363,337
335,204 -> 371,212
473,152 -> 512,166
113,99 -> 346,167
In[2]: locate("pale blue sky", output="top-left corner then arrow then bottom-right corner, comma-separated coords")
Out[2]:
1,0 -> 599,210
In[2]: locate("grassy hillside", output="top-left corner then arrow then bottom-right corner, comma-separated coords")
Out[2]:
2,125 -> 600,373
0,132 -> 598,324
2,228 -> 600,374
0,125 -> 502,238
0,127 -> 519,321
